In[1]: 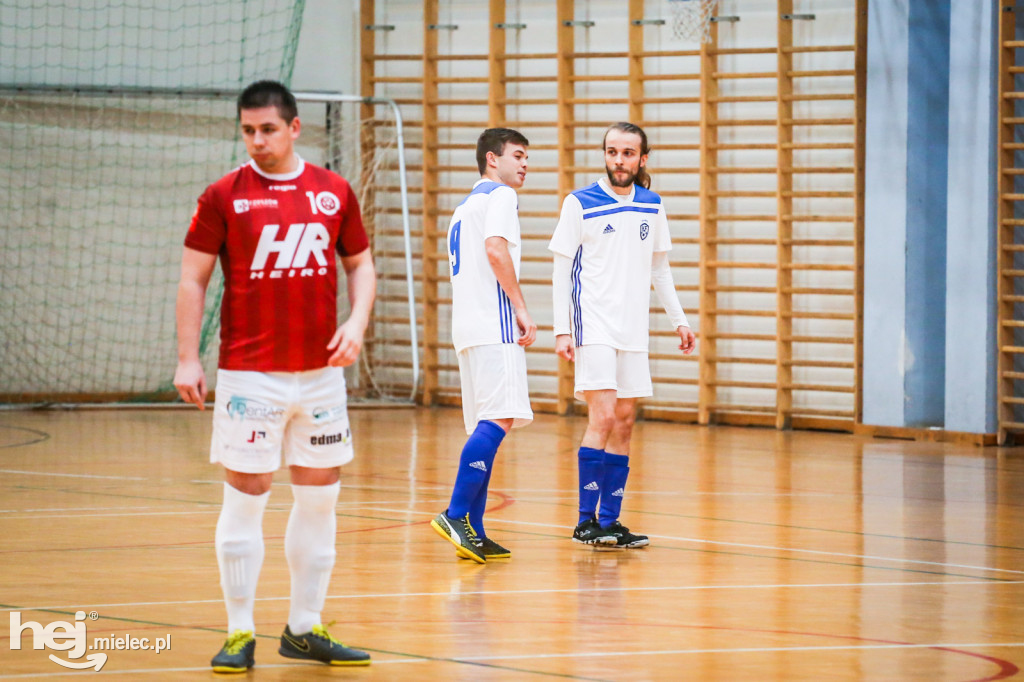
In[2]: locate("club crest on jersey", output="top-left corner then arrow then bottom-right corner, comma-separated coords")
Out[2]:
312,191 -> 341,216
640,221 -> 650,241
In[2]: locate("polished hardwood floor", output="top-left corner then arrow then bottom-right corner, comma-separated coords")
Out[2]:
1,406 -> 1023,680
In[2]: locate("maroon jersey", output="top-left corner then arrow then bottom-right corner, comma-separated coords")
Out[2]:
185,158 -> 369,372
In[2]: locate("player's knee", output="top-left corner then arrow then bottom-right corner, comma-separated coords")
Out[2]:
588,410 -> 616,436
615,410 -> 636,431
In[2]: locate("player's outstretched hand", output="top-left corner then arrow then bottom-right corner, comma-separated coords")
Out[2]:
554,334 -> 575,362
516,307 -> 537,347
173,360 -> 208,410
677,325 -> 696,354
327,318 -> 365,367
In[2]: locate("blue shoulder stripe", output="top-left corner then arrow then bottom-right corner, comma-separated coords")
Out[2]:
457,181 -> 505,207
583,205 -> 660,220
632,185 -> 662,205
571,182 -> 618,210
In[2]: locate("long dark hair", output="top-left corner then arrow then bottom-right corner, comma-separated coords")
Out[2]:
603,122 -> 651,189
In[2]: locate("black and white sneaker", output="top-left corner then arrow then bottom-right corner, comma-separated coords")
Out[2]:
431,510 -> 487,563
571,518 -> 617,546
602,520 -> 649,548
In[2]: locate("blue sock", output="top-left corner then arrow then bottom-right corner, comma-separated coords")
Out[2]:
598,453 -> 630,528
468,466 -> 493,538
447,421 -> 505,522
577,447 -> 605,525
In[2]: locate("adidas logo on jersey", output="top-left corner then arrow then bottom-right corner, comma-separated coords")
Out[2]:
469,460 -> 488,472
602,224 -> 615,234
583,481 -> 599,491
611,488 -> 625,497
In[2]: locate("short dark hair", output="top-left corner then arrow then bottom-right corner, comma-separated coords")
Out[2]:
476,128 -> 529,175
603,122 -> 651,189
237,80 -> 298,123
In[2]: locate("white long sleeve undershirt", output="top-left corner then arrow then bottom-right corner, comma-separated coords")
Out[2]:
652,251 -> 689,329
552,253 -> 573,337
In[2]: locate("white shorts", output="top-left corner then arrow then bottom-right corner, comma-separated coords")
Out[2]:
457,343 -> 533,435
574,344 -> 652,401
211,367 -> 353,474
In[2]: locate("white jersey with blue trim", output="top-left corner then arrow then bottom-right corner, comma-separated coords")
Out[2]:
548,178 -> 671,351
447,179 -> 522,353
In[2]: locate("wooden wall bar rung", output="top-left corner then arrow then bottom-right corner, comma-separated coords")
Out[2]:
790,69 -> 856,77
784,142 -> 856,149
710,356 -> 776,365
500,53 -> 559,60
434,54 -> 488,61
710,285 -> 778,293
711,47 -> 777,56
713,143 -> 777,150
785,94 -> 856,102
708,309 -> 777,317
710,95 -> 777,103
713,71 -> 776,79
782,45 -> 855,54
784,360 -> 855,368
639,73 -> 700,81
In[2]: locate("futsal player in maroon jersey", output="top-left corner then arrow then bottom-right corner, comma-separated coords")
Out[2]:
173,80 -> 375,672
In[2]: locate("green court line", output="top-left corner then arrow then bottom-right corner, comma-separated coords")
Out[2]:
536,497 -> 1024,553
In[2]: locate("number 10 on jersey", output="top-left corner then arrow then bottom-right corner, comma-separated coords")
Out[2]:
448,220 -> 461,276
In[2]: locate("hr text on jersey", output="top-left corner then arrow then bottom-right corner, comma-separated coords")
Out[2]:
249,223 -> 331,279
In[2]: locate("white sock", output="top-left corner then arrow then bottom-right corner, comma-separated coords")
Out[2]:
215,483 -> 270,634
285,482 -> 340,635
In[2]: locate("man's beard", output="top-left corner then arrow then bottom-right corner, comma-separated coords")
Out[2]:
606,164 -> 639,188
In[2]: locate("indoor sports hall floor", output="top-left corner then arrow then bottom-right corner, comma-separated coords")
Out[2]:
2,406 -> 1023,680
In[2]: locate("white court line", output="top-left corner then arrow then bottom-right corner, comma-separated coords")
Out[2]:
0,469 -> 146,481
191,479 -> 450,492
0,658 -> 425,679
452,641 -> 1024,662
356,506 -> 1024,576
490,488 -> 837,497
2,642 -> 1023,678
6,580 -> 1021,614
1,498 -> 439,520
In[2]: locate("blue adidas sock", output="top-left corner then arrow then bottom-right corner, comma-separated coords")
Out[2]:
447,420 -> 505,522
468,466 -> 493,538
577,447 -> 605,525
598,453 -> 630,528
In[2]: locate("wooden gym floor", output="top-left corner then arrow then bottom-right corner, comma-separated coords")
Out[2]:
1,406 -> 1023,680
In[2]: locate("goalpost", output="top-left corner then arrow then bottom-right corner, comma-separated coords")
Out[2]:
0,85 -> 418,405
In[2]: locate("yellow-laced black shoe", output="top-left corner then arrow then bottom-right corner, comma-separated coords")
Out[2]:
211,629 -> 255,673
279,623 -> 371,666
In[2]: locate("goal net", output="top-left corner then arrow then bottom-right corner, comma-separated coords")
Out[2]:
0,2 -> 417,405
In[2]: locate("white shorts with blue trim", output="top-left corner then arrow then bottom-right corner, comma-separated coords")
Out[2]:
573,344 -> 652,401
457,343 -> 533,435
